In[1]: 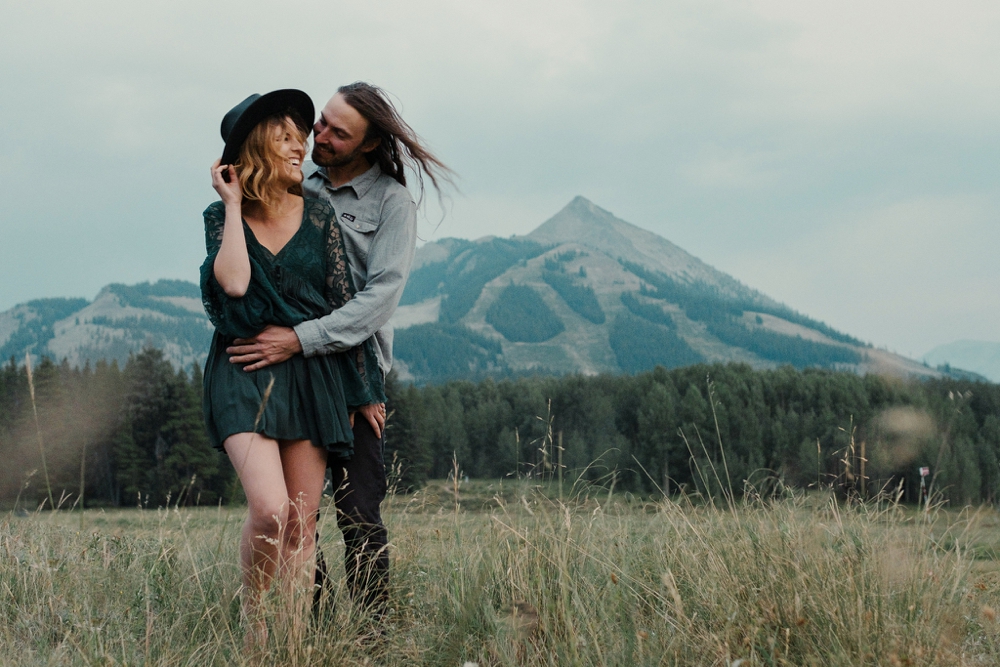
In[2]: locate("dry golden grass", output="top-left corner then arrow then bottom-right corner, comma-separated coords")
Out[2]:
1,481 -> 999,666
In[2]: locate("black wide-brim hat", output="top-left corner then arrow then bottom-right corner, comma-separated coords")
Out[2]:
220,89 -> 315,165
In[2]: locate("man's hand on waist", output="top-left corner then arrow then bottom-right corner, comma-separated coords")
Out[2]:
227,325 -> 302,372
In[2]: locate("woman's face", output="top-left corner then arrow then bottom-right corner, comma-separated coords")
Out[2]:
272,120 -> 306,186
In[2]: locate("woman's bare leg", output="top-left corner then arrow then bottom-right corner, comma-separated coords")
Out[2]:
224,432 -> 288,645
276,439 -> 327,600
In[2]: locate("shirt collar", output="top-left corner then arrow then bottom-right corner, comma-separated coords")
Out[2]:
307,161 -> 382,199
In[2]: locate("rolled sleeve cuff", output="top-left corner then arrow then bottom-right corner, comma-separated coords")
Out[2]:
293,319 -> 326,358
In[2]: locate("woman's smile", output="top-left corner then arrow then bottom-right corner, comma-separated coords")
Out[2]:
276,135 -> 305,184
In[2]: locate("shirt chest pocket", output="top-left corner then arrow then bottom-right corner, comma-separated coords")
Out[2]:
341,216 -> 379,262
346,218 -> 379,234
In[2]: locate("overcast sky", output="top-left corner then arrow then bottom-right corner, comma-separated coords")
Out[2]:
1,0 -> 997,359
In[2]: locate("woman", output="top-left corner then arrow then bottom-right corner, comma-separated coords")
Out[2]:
200,89 -> 384,642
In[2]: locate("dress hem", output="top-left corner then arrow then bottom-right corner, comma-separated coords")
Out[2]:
211,427 -> 354,461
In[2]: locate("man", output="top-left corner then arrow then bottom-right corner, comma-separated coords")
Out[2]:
225,81 -> 452,617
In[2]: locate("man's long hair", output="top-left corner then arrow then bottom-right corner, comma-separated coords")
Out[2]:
338,82 -> 454,204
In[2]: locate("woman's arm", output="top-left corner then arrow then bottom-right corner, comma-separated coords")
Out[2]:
210,160 -> 251,297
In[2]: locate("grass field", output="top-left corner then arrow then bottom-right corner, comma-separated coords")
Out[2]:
2,480 -> 1000,666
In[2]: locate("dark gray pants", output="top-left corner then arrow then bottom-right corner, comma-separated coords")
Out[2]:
315,417 -> 389,617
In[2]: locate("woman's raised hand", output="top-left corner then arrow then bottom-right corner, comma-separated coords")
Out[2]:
211,159 -> 243,207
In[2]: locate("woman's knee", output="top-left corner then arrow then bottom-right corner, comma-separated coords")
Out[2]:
283,527 -> 315,554
248,501 -> 289,539
282,503 -> 319,551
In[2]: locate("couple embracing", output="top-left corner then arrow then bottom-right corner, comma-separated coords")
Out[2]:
201,84 -> 450,644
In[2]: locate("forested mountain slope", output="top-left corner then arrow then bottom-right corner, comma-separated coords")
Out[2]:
391,197 -> 939,384
0,280 -> 211,369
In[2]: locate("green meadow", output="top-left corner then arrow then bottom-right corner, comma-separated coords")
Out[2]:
2,481 -> 999,666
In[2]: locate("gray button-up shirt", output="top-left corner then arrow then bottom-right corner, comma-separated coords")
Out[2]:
293,161 -> 417,373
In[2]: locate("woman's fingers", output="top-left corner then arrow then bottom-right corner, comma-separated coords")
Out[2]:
211,160 -> 232,190
211,161 -> 242,203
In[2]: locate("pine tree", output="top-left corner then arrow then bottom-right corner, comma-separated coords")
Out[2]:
637,380 -> 680,496
119,347 -> 180,505
160,366 -> 224,505
385,379 -> 430,491
112,411 -> 144,506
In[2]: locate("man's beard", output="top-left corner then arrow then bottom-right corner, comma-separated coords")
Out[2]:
311,143 -> 365,168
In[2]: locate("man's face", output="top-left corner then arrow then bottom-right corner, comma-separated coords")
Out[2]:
312,93 -> 371,168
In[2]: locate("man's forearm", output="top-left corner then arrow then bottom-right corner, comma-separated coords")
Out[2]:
294,263 -> 408,356
295,293 -> 391,356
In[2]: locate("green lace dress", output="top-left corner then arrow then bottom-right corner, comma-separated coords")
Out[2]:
200,197 -> 385,461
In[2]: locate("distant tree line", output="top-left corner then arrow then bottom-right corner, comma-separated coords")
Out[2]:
687,309 -> 862,369
385,365 -> 1000,506
106,280 -> 203,317
615,293 -> 705,371
618,262 -> 863,369
3,350 -> 998,509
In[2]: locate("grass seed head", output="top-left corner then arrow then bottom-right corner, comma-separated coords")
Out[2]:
661,570 -> 684,615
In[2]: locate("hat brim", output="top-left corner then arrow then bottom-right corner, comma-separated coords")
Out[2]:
221,89 -> 315,165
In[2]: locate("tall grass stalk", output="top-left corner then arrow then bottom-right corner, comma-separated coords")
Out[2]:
706,377 -> 736,507
24,351 -> 55,510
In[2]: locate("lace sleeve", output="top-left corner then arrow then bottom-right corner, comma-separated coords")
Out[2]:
203,201 -> 226,255
304,198 -> 356,310
200,202 -> 227,328
305,197 -> 373,383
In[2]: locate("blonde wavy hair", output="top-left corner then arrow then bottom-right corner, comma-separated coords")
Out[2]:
234,112 -> 310,210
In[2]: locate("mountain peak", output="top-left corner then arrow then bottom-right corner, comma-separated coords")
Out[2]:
566,194 -> 597,211
526,197 -> 747,294
527,197 -> 628,246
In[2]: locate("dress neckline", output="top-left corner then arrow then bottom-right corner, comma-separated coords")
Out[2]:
242,201 -> 306,260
